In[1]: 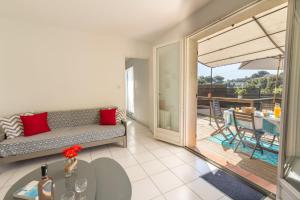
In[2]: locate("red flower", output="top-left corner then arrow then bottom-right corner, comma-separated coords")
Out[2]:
72,144 -> 82,152
62,144 -> 82,158
63,148 -> 78,158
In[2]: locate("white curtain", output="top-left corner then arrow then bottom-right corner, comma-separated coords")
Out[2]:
126,67 -> 134,114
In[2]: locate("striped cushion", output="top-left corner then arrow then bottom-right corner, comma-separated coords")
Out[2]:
116,109 -> 126,123
0,113 -> 32,139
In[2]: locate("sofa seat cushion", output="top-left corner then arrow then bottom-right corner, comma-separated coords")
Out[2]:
0,124 -> 125,157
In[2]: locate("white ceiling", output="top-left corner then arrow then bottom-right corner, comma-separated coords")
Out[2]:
0,0 -> 211,42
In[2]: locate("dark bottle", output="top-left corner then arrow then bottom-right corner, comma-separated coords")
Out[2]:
38,164 -> 54,200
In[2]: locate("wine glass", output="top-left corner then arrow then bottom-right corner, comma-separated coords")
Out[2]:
75,178 -> 87,200
61,191 -> 75,200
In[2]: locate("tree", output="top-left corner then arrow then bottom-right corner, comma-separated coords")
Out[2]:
204,76 -> 212,83
213,76 -> 225,84
198,76 -> 207,84
198,76 -> 213,85
198,69 -> 284,96
251,71 -> 270,78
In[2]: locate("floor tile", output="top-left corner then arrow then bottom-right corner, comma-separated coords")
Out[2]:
90,151 -> 112,160
133,151 -> 156,164
151,171 -> 183,193
144,142 -> 162,151
164,185 -> 201,200
165,145 -> 186,153
176,151 -> 199,163
108,144 -> 125,153
151,195 -> 166,200
128,145 -> 148,154
140,137 -> 156,144
125,165 -> 147,182
113,155 -> 138,168
187,178 -> 225,200
141,160 -> 168,176
89,145 -> 109,155
151,148 -> 173,158
110,149 -> 132,159
219,195 -> 233,200
171,164 -> 201,183
188,159 -> 218,176
159,155 -> 185,169
127,139 -> 137,147
131,178 -> 161,200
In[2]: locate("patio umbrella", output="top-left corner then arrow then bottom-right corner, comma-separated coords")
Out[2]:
239,56 -> 284,103
238,56 -> 284,71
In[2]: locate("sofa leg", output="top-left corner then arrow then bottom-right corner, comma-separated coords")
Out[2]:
123,136 -> 127,148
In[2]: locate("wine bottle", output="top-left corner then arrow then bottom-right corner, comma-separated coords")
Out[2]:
38,164 -> 54,200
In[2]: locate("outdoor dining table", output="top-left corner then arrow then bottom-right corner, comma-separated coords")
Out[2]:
224,110 -> 280,131
223,109 -> 280,152
197,96 -> 274,124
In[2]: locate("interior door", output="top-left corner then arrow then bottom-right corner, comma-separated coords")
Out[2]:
154,41 -> 183,146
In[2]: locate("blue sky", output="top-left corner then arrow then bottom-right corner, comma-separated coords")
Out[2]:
197,63 -> 278,80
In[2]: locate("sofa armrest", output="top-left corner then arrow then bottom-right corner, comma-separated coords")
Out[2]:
121,120 -> 128,147
121,120 -> 127,134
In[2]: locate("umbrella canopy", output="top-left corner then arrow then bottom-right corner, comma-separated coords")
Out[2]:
198,3 -> 287,68
239,56 -> 284,70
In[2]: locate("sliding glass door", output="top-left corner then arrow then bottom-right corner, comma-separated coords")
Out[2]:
278,0 -> 300,199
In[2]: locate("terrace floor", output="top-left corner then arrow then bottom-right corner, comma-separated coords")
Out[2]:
191,116 -> 277,194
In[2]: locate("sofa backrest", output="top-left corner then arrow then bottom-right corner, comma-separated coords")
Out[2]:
48,108 -> 100,129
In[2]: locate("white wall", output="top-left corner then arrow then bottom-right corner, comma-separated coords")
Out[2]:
125,58 -> 149,127
149,0 -> 257,131
0,19 -> 151,116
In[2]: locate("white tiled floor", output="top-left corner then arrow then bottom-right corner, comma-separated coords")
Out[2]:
0,120 -> 270,200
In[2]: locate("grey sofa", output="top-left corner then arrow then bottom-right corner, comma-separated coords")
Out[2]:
0,108 -> 127,163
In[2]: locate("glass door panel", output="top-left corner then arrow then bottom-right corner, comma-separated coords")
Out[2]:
157,42 -> 180,132
154,41 -> 183,146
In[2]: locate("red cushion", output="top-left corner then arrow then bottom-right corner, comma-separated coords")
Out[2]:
20,112 -> 51,136
99,109 -> 117,125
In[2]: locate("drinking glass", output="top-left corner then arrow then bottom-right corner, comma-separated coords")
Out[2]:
61,191 -> 75,200
75,178 -> 87,199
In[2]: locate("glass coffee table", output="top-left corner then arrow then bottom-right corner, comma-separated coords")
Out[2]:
4,158 -> 131,200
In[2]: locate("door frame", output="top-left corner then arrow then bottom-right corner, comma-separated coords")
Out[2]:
153,40 -> 185,146
277,0 -> 300,198
184,0 -> 287,148
183,0 -> 288,197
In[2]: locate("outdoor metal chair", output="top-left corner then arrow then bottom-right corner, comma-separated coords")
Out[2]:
232,111 -> 265,159
210,100 -> 234,140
